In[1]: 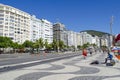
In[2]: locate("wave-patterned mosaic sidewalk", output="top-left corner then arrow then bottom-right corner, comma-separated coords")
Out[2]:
0,53 -> 120,80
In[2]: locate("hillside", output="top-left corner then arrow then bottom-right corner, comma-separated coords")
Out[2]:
80,30 -> 110,37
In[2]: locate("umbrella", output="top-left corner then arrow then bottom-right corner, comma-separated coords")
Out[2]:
112,47 -> 120,60
112,47 -> 120,52
115,34 -> 120,43
112,47 -> 120,50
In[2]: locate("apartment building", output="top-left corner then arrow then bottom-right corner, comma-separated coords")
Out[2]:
0,4 -> 31,43
30,15 -> 41,42
53,23 -> 67,45
40,19 -> 53,43
80,32 -> 92,45
76,32 -> 82,46
0,3 -> 110,47
0,4 -> 53,44
30,16 -> 53,43
80,32 -> 101,47
67,31 -> 78,48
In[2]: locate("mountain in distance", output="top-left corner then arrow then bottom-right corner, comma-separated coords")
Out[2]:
80,30 -> 110,37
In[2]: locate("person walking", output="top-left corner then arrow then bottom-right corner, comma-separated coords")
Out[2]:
82,48 -> 87,59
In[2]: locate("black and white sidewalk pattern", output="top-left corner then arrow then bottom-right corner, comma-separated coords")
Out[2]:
0,53 -> 120,80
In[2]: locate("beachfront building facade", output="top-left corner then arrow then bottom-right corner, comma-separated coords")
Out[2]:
67,31 -> 78,49
0,3 -> 111,48
30,16 -> 53,43
0,4 -> 31,44
30,15 -> 41,42
53,23 -> 68,45
80,32 -> 101,47
40,19 -> 53,43
0,4 -> 53,44
80,32 -> 92,45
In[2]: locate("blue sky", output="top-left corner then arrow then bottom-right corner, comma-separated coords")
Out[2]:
0,0 -> 120,35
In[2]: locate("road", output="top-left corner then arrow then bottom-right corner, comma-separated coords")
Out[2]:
0,52 -> 120,80
0,52 -> 81,72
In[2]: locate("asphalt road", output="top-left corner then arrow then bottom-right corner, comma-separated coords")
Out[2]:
0,51 -> 82,73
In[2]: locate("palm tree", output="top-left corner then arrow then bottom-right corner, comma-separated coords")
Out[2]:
44,39 -> 49,49
23,40 -> 33,48
37,38 -> 44,49
82,43 -> 90,49
77,45 -> 82,50
22,40 -> 33,52
52,39 -> 58,52
59,40 -> 65,51
34,38 -> 44,53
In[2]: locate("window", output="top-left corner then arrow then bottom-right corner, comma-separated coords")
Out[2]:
10,16 -> 14,19
5,26 -> 8,28
5,23 -> 8,25
17,31 -> 20,34
0,25 -> 3,27
10,26 -> 14,29
0,10 -> 4,13
0,21 -> 3,24
6,11 -> 9,14
0,18 -> 4,20
4,33 -> 8,36
0,14 -> 4,17
0,33 -> 3,36
6,7 -> 9,10
10,37 -> 14,40
9,33 -> 14,36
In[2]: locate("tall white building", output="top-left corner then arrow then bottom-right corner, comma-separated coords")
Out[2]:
80,32 -> 100,47
0,4 -> 31,43
30,15 -> 41,42
0,4 -> 53,44
80,32 -> 92,45
67,31 -> 72,47
30,16 -> 53,43
67,31 -> 77,48
91,35 -> 100,47
40,19 -> 53,43
76,32 -> 82,46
